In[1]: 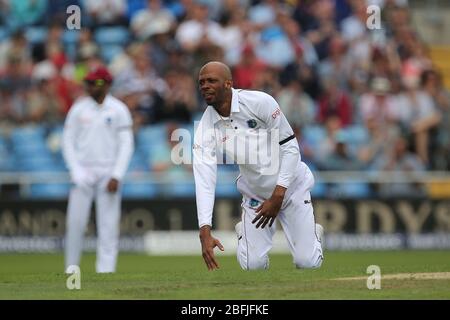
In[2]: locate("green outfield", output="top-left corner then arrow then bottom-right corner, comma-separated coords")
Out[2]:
0,251 -> 449,299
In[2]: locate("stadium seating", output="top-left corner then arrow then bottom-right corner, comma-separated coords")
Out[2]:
311,182 -> 327,198
127,151 -> 149,172
328,182 -> 372,198
62,29 -> 81,61
0,136 -> 7,152
215,168 -> 240,197
94,26 -> 130,63
341,125 -> 369,146
94,26 -> 130,46
0,155 -> 14,171
10,126 -> 46,144
136,124 -> 168,158
166,181 -> 196,197
0,26 -> 8,42
25,26 -> 48,45
29,182 -> 71,199
121,182 -> 159,198
138,124 -> 168,144
216,182 -> 240,197
99,44 -> 124,64
303,125 -> 327,146
13,141 -> 49,157
17,155 -> 57,172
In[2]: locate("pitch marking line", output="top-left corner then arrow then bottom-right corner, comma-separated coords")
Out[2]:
333,272 -> 450,281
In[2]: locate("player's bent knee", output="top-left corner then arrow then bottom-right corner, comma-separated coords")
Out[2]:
239,256 -> 269,271
294,254 -> 322,269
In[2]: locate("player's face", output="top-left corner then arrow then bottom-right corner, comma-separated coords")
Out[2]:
198,72 -> 228,106
85,79 -> 109,100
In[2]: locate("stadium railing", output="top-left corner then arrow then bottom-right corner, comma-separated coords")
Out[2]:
1,171 -> 449,199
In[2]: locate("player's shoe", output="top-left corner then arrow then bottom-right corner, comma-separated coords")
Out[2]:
235,221 -> 243,241
315,223 -> 324,245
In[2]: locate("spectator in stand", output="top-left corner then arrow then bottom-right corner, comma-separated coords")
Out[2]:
113,42 -> 167,124
371,135 -> 426,197
27,62 -> 65,126
149,122 -> 192,177
358,77 -> 397,126
0,78 -> 27,126
154,68 -> 197,123
75,28 -> 100,69
215,1 -> 246,66
175,0 -> 223,53
0,50 -> 31,124
0,30 -> 32,73
251,7 -> 298,68
83,0 -> 127,27
317,78 -> 353,127
280,15 -> 318,68
358,117 -> 398,169
1,0 -> 48,31
420,69 -> 450,170
130,0 -> 175,41
393,73 -> 441,166
318,35 -> 352,90
232,44 -> 267,89
0,0 -> 444,194
276,77 -> 316,131
252,66 -> 281,97
303,0 -> 338,61
319,132 -> 364,171
115,80 -> 147,135
340,0 -> 369,43
314,115 -> 343,168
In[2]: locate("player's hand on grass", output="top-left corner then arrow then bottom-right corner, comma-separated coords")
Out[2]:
252,185 -> 286,229
107,178 -> 119,193
199,226 -> 224,271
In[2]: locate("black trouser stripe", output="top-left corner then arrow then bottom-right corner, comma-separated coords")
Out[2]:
279,134 -> 295,145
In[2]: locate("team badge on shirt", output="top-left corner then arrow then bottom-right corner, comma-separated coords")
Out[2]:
249,198 -> 260,208
247,119 -> 257,128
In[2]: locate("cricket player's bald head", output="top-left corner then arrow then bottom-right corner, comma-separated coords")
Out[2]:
199,61 -> 232,81
198,61 -> 233,110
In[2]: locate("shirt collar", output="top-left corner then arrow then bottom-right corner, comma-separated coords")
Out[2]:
211,88 -> 240,124
88,94 -> 111,108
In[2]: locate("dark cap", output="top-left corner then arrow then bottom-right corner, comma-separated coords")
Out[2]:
84,66 -> 113,83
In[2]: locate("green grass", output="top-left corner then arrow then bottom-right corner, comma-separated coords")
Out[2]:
0,251 -> 450,299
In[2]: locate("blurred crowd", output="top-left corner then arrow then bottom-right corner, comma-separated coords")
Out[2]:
0,0 -> 449,183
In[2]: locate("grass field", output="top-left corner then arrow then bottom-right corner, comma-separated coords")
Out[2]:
0,251 -> 450,299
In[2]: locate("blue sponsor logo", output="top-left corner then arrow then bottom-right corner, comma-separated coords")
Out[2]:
249,198 -> 260,207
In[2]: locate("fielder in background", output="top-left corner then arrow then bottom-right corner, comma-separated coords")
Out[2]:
62,66 -> 134,273
193,61 -> 324,271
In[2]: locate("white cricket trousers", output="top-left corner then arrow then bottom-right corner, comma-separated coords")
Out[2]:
64,167 -> 121,273
236,167 -> 323,270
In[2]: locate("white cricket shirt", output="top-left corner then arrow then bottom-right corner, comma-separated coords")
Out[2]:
193,88 -> 308,228
62,94 -> 134,180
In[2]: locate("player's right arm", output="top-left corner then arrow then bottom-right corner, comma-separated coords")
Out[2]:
62,103 -> 90,188
193,118 -> 224,270
62,105 -> 80,173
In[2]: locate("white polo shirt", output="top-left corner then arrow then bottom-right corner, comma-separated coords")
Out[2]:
62,94 -> 134,180
193,88 -> 308,228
